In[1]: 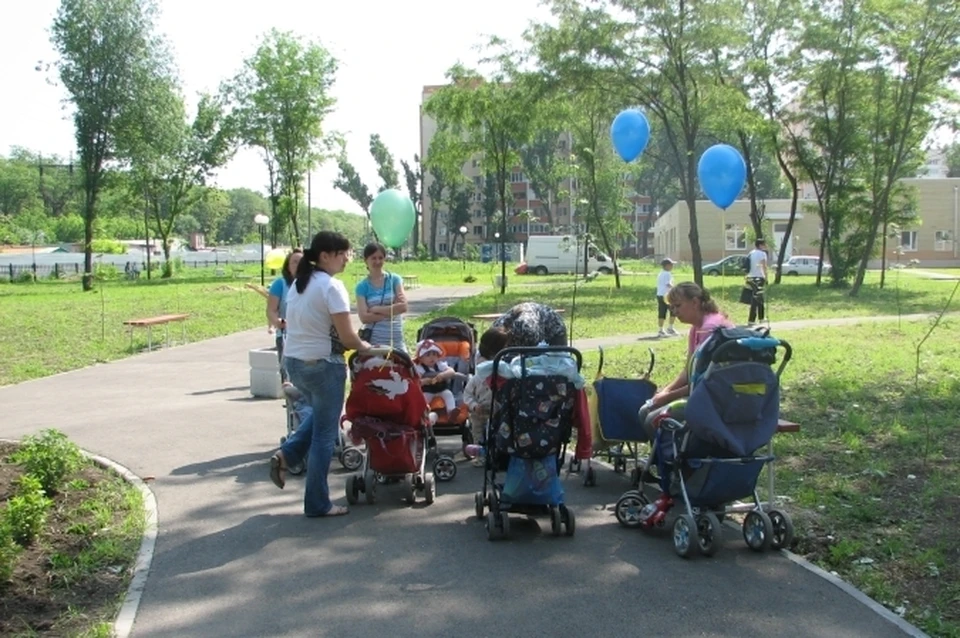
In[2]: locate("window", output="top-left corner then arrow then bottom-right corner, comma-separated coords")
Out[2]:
472,159 -> 480,168
473,176 -> 483,188
473,225 -> 483,236
558,207 -> 568,218
558,139 -> 567,150
725,224 -> 747,251
510,171 -> 524,183
900,230 -> 918,252
935,230 -> 953,252
474,192 -> 483,202
438,243 -> 448,253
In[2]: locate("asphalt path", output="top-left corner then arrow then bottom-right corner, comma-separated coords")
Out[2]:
0,284 -> 916,637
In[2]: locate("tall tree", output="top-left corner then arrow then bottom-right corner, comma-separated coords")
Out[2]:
425,55 -> 539,293
945,141 -> 960,177
848,0 -> 960,295
400,154 -> 422,253
51,0 -> 171,290
333,150 -> 374,240
228,29 -> 338,246
369,134 -> 400,192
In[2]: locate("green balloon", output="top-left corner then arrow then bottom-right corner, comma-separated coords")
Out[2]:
370,189 -> 415,248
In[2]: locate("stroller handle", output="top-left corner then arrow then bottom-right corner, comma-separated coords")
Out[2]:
492,345 -> 583,370
711,337 -> 793,378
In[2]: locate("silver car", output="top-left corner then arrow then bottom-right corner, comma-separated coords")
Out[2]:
777,255 -> 831,276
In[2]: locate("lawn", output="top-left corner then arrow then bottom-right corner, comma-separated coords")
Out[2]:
589,319 -> 960,637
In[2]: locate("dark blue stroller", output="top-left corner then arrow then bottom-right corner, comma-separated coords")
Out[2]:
474,346 -> 583,541
575,347 -> 657,487
615,328 -> 794,558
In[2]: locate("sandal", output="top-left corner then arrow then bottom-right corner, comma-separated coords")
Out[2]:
269,453 -> 287,489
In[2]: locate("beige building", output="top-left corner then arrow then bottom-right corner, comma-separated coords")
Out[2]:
654,178 -> 960,267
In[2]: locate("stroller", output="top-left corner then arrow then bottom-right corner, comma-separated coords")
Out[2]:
615,327 -> 794,558
577,347 -> 657,487
342,348 -> 450,506
474,346 -> 587,541
279,382 -> 362,476
416,317 -> 478,461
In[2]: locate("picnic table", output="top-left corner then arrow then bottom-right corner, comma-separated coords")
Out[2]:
402,275 -> 420,290
123,313 -> 190,352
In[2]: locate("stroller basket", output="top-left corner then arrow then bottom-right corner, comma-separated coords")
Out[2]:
676,456 -> 773,506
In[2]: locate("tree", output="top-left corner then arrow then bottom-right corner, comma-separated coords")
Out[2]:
130,92 -> 234,274
333,150 -> 374,239
519,129 -> 567,230
848,0 -> 960,296
369,134 -> 400,192
946,141 -> 960,177
228,29 -> 338,247
51,0 -> 172,290
423,123 -> 473,259
400,154 -> 422,253
424,55 -> 539,293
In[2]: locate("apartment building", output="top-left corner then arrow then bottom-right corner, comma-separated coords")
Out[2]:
419,85 -> 656,257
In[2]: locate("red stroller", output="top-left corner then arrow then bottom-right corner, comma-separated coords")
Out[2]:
342,348 -> 447,506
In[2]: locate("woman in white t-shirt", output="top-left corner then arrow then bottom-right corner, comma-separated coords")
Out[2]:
269,231 -> 370,517
745,238 -> 768,325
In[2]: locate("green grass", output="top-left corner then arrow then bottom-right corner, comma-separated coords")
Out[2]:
593,320 -> 960,637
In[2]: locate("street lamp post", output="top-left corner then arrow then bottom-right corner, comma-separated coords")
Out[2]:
254,213 -> 270,286
459,225 -> 468,274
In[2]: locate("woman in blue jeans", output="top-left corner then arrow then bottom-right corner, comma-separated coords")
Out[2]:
269,231 -> 370,517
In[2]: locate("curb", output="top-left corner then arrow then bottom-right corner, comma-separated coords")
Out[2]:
579,454 -> 930,638
84,453 -> 158,638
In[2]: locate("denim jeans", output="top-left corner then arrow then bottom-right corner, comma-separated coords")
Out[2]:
283,356 -> 347,516
281,400 -> 314,463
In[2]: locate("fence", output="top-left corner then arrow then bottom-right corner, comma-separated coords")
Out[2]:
0,259 -> 263,282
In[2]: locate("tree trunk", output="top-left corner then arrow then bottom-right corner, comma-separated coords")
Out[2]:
82,200 -> 94,291
879,220 -> 888,289
772,149 -> 799,285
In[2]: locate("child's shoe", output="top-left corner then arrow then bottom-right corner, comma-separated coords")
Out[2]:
639,494 -> 674,527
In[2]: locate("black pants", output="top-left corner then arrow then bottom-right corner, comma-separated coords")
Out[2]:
747,278 -> 765,322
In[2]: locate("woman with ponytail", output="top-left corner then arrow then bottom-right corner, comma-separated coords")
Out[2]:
269,231 -> 370,517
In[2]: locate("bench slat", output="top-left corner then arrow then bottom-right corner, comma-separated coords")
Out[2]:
777,418 -> 800,433
123,313 -> 190,327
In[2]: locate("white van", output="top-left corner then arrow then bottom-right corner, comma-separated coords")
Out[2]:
524,235 -> 615,275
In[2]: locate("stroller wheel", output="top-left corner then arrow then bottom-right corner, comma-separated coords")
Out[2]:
500,512 -> 511,538
560,505 -> 576,537
485,511 -> 500,541
474,491 -> 485,520
569,458 -> 582,473
583,466 -> 597,488
695,512 -> 722,556
550,507 -> 563,536
615,491 -> 649,528
489,489 -> 500,514
363,469 -> 377,505
402,474 -> 417,505
742,510 -> 773,552
345,475 -> 359,505
767,509 -> 795,550
339,446 -> 363,472
673,514 -> 699,558
433,455 -> 457,482
423,473 -> 436,505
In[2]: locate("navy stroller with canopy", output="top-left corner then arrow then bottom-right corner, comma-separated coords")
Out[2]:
615,327 -> 794,558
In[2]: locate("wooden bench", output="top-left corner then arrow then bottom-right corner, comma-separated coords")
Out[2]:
402,275 -> 420,290
123,313 -> 190,352
766,418 -> 801,506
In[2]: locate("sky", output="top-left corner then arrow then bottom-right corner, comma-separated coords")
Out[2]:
0,0 -> 552,217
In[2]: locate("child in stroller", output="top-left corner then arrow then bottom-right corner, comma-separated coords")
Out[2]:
415,317 -> 477,449
473,346 -> 592,541
615,326 -> 795,558
342,347 -> 453,506
462,326 -> 511,467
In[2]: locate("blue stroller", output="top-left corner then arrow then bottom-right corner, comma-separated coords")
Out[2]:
615,328 -> 794,558
474,346 -> 584,541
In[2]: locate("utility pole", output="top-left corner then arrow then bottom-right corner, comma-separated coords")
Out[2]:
307,171 -> 312,245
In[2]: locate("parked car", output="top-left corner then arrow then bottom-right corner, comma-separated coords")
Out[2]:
777,255 -> 831,276
702,254 -> 748,276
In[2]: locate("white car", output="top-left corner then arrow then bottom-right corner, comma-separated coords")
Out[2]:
777,255 -> 831,276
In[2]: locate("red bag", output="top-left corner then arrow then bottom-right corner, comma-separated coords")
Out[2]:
573,388 -> 593,461
351,416 -> 421,475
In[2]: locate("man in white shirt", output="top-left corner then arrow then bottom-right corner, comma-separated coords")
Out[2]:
746,238 -> 768,325
656,258 -> 678,336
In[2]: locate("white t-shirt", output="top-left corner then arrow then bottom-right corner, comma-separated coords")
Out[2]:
748,249 -> 767,279
656,270 -> 673,297
283,271 -> 351,360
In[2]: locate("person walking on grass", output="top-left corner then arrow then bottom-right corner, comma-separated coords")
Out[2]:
657,258 -> 678,337
746,239 -> 768,327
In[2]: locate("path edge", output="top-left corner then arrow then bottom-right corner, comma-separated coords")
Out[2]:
86,452 -> 158,638
578,454 -> 930,638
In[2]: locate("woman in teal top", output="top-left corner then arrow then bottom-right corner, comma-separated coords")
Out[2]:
355,242 -> 408,351
266,249 -> 303,380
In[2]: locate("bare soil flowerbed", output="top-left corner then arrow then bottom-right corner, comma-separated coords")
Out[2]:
0,441 -> 144,636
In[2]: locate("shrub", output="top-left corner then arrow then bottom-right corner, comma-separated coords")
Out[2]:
3,474 -> 52,546
12,429 -> 85,494
0,523 -> 22,582
90,238 -> 126,254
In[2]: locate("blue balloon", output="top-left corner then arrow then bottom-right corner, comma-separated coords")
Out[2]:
698,144 -> 747,210
610,109 -> 650,162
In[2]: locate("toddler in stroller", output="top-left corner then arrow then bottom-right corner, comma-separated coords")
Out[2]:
415,317 -> 477,440
473,346 -> 592,541
615,326 -> 795,558
342,348 -> 451,506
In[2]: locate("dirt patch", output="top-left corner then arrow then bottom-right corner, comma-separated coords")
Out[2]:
0,441 -> 139,635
